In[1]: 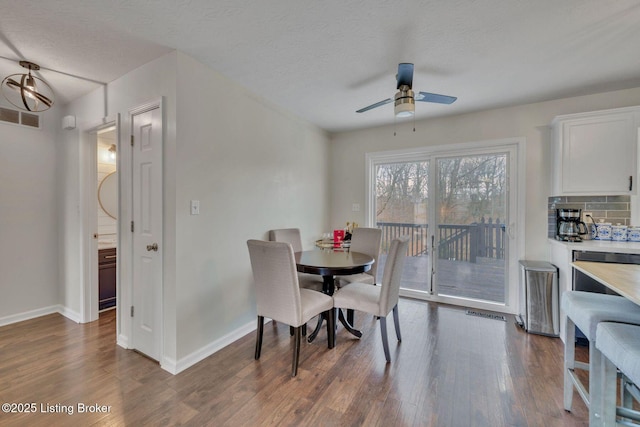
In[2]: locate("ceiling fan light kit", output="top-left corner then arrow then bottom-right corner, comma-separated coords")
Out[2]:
1,60 -> 54,112
356,63 -> 456,119
394,85 -> 415,117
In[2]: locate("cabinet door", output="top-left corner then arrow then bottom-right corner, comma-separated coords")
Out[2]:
98,248 -> 117,310
99,263 -> 116,310
558,110 -> 637,195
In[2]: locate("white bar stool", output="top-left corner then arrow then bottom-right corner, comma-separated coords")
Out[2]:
596,322 -> 640,426
562,291 -> 640,426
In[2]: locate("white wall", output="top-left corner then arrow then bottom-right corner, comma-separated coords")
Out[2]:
60,52 -> 178,354
173,52 -> 330,360
329,87 -> 640,261
0,104 -> 61,322
58,50 -> 330,367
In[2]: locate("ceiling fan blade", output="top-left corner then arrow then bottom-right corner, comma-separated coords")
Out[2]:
396,63 -> 414,89
356,98 -> 393,113
415,91 -> 457,104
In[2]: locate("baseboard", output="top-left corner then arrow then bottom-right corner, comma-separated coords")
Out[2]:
117,334 -> 129,349
57,305 -> 81,323
163,318 -> 262,375
0,305 -> 60,327
0,304 -> 83,328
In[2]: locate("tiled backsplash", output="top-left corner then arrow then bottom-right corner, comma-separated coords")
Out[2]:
548,195 -> 631,237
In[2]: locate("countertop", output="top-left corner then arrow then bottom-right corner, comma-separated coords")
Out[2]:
98,242 -> 117,250
549,238 -> 640,254
572,261 -> 640,305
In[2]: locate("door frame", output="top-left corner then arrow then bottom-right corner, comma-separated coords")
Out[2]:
81,116 -> 120,324
121,97 -> 164,360
366,137 -> 526,314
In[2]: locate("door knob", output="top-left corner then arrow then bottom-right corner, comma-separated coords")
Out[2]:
146,243 -> 158,252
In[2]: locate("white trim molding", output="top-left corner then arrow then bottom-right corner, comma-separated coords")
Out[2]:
0,304 -> 81,328
161,318 -> 261,375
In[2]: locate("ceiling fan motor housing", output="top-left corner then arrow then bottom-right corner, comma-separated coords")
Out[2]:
394,85 -> 415,117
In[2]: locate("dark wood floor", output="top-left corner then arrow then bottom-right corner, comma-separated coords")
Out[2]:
0,299 -> 589,426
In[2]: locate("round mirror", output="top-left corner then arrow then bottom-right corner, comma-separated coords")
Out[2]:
98,171 -> 118,219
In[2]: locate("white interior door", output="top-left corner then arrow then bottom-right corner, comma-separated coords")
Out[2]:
131,104 -> 163,361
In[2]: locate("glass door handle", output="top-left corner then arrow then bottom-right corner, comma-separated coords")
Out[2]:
430,235 -> 435,294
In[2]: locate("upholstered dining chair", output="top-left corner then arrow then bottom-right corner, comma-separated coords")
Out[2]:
268,228 -> 324,292
247,239 -> 335,377
333,235 -> 409,362
336,227 -> 382,287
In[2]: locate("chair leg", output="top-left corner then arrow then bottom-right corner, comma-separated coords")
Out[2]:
292,326 -> 301,377
255,316 -> 264,360
392,304 -> 402,341
564,316 -> 576,411
347,309 -> 355,325
290,325 -> 294,336
380,316 -> 391,363
302,323 -> 307,337
589,339 -> 603,425
601,353 -> 618,427
326,309 -> 336,349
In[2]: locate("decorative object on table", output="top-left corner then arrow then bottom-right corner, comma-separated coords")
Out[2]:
593,221 -> 612,240
333,229 -> 345,248
628,226 -> 640,242
336,227 -> 382,287
344,221 -> 358,241
611,224 -> 628,241
583,213 -> 596,241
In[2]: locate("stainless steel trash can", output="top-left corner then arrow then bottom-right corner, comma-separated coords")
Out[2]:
518,260 -> 559,337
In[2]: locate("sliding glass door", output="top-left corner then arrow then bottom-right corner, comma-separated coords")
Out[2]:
374,160 -> 430,293
435,153 -> 508,303
368,140 -> 521,311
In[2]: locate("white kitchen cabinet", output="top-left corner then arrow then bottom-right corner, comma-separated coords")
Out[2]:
551,106 -> 640,196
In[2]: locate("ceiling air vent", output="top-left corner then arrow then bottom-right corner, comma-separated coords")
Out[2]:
0,106 -> 40,129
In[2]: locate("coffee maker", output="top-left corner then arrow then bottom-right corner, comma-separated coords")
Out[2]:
556,208 -> 588,242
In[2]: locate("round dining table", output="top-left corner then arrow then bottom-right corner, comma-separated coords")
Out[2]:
295,249 -> 374,343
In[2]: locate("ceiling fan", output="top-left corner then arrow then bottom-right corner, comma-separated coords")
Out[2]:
356,63 -> 457,117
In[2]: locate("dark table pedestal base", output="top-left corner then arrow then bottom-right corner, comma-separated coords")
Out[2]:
307,275 -> 362,345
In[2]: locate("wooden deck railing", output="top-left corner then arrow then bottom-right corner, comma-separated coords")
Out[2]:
376,218 -> 505,263
376,222 -> 429,257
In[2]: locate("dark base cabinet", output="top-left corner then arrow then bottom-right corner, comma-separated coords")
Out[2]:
99,248 -> 117,310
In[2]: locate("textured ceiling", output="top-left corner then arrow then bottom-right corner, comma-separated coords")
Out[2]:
1,0 -> 640,133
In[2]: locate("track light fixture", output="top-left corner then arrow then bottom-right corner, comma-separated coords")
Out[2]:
1,61 -> 54,112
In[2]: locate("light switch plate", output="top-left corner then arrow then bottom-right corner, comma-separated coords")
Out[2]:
190,200 -> 200,215
352,203 -> 360,212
